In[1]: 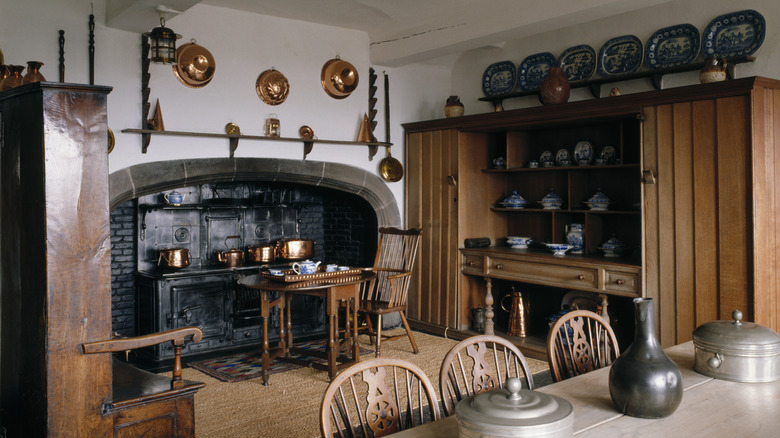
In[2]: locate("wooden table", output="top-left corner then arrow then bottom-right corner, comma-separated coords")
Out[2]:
394,342 -> 780,437
237,270 -> 375,384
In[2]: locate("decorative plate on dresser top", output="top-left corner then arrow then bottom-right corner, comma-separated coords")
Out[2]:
702,9 -> 766,58
517,52 -> 557,90
597,35 -> 643,77
558,45 -> 596,83
645,23 -> 700,70
482,61 -> 517,97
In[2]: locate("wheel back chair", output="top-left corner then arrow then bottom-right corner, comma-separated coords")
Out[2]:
439,335 -> 535,416
320,357 -> 440,437
546,309 -> 620,382
355,227 -> 422,357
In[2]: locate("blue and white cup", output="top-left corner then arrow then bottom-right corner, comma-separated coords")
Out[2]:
268,269 -> 283,276
326,264 -> 338,272
337,266 -> 350,271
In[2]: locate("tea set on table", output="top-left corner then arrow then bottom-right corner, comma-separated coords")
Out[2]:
267,260 -> 351,276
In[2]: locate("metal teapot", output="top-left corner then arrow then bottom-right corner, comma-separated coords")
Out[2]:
214,235 -> 244,268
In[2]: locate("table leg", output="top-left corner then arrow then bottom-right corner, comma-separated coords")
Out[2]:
351,288 -> 359,362
326,291 -> 338,379
285,292 -> 293,355
277,291 -> 286,353
260,290 -> 271,386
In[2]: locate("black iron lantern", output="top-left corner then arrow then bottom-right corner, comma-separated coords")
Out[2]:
145,16 -> 181,64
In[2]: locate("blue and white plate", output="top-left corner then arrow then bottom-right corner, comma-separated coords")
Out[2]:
555,148 -> 571,166
573,140 -> 593,165
598,35 -> 643,77
482,61 -> 517,97
517,52 -> 557,90
702,9 -> 766,58
539,150 -> 554,163
599,145 -> 617,164
558,45 -> 596,83
645,23 -> 700,70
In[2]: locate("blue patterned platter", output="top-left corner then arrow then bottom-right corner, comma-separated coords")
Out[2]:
702,9 -> 765,58
598,35 -> 643,77
645,23 -> 700,70
482,61 -> 517,97
558,45 -> 596,83
517,52 -> 557,90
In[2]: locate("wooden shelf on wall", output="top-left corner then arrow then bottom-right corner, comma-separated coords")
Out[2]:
479,56 -> 756,111
121,128 -> 392,160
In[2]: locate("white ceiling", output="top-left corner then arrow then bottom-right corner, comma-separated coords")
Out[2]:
107,0 -> 673,66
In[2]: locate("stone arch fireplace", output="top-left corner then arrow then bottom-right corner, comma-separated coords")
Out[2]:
107,158 -> 402,348
108,158 -> 401,226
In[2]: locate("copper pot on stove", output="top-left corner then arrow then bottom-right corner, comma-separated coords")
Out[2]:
158,248 -> 191,270
246,243 -> 276,264
276,239 -> 315,261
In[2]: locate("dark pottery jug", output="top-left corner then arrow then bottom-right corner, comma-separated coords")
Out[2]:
22,61 -> 46,84
609,297 -> 682,418
445,95 -> 464,117
540,67 -> 570,105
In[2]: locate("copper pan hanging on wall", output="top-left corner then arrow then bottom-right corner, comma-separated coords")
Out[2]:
172,40 -> 215,88
321,57 -> 358,99
379,146 -> 403,182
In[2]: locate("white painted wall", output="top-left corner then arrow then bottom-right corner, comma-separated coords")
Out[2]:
0,0 -> 452,218
449,0 -> 780,114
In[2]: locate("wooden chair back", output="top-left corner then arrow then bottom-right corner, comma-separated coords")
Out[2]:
362,227 -> 422,306
546,309 -> 620,382
439,335 -> 534,417
320,357 -> 440,437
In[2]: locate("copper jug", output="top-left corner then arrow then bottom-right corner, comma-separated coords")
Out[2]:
500,286 -> 529,337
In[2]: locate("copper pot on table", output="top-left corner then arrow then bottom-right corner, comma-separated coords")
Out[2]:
276,239 -> 315,261
247,244 -> 276,264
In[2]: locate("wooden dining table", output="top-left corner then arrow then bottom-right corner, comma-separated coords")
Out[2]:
237,270 -> 375,385
394,341 -> 780,437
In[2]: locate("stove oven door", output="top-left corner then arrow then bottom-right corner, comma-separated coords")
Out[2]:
167,277 -> 229,357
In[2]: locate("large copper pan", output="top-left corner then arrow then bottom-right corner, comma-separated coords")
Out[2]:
247,244 -> 276,264
276,239 -> 315,261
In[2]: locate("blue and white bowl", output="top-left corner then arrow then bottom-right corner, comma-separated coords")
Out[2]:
507,236 -> 533,249
540,188 -> 563,210
598,236 -> 625,257
545,243 -> 573,256
500,191 -> 527,208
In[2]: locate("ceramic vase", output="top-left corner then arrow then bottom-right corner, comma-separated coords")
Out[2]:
22,61 -> 46,84
540,67 -> 570,105
444,95 -> 464,117
566,223 -> 584,254
609,297 -> 682,418
0,65 -> 26,91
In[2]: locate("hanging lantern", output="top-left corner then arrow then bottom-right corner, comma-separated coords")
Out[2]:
145,16 -> 181,64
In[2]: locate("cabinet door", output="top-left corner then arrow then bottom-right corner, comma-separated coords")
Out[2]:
406,129 -> 459,328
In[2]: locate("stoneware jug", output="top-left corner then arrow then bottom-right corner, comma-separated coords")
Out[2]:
444,95 -> 465,118
700,57 -> 727,83
609,297 -> 682,418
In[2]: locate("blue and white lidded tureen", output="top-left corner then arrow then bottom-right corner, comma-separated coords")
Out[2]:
507,236 -> 533,249
540,188 -> 563,209
501,191 -> 527,208
585,188 -> 610,210
598,236 -> 625,257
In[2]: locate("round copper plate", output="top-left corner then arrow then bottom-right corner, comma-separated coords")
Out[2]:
321,58 -> 358,99
172,42 -> 215,88
107,127 -> 115,154
225,122 -> 241,135
256,69 -> 289,105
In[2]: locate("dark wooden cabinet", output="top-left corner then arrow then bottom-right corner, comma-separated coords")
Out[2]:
404,77 -> 780,353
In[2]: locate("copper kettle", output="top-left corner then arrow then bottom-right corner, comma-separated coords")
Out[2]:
500,286 -> 529,337
215,235 -> 244,268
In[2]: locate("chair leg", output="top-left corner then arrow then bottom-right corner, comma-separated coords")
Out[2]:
399,311 -> 419,354
365,314 -> 376,346
375,314 -> 383,358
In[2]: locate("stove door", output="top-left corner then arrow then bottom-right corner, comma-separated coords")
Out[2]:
169,279 -> 228,354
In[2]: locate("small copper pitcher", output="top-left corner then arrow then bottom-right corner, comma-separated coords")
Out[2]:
500,286 -> 529,337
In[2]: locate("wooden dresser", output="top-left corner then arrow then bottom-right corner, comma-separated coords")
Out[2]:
404,77 -> 780,357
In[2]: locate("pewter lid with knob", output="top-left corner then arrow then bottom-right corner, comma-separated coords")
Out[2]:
455,377 -> 573,437
693,310 -> 780,351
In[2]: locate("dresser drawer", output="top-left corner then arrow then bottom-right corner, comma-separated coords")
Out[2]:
487,257 -> 598,290
462,254 -> 484,274
604,269 -> 640,296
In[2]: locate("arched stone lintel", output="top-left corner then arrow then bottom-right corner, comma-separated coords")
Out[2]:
109,158 -> 401,228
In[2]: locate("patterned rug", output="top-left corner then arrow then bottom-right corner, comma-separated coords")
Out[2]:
189,340 -> 373,383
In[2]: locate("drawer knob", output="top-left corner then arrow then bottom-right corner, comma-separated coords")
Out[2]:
467,261 -> 476,267
495,264 -> 503,270
577,275 -> 585,280
616,279 -> 625,285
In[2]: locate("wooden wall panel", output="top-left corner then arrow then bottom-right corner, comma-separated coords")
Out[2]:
691,100 -> 719,327
716,96 -> 751,319
655,104 -> 678,345
405,132 -> 423,320
672,102 -> 696,339
642,107 -> 660,310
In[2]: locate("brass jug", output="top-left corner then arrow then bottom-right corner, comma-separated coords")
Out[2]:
500,286 -> 529,337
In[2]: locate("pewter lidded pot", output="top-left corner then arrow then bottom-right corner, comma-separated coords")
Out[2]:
456,377 -> 573,437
